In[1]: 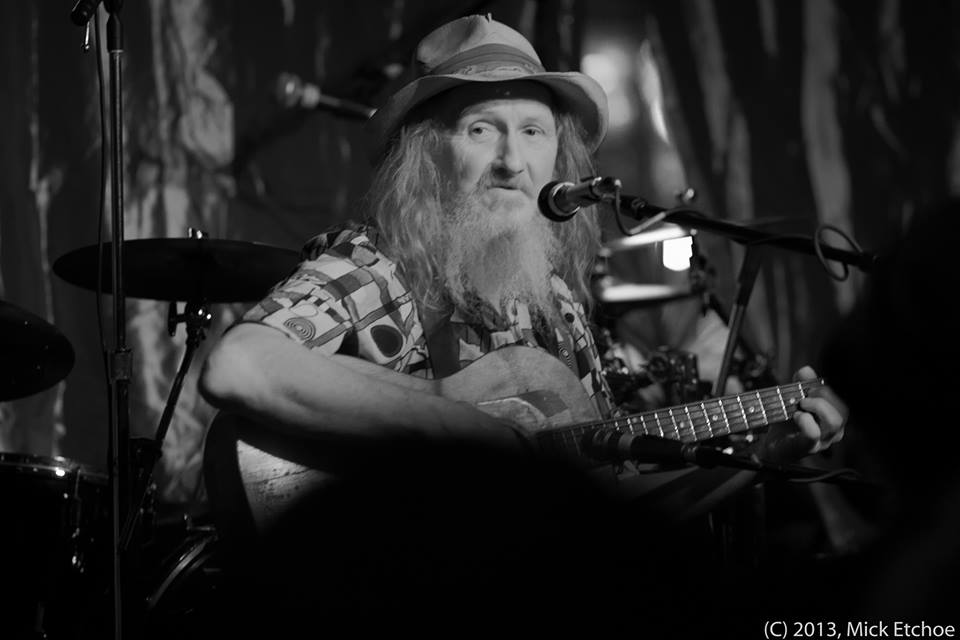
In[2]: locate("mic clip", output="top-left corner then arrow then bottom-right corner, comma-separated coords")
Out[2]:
539,176 -> 621,222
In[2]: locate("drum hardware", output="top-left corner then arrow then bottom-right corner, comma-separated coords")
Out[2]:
51,226 -> 300,635
601,345 -> 708,411
598,221 -> 693,257
120,294 -> 212,551
144,527 -> 220,612
53,227 -> 301,549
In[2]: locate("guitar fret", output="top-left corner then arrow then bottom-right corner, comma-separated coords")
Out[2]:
719,399 -> 731,436
666,407 -> 680,440
638,413 -> 651,436
654,412 -> 664,438
707,398 -> 723,438
697,401 -> 709,437
775,387 -> 789,420
722,398 -> 746,432
760,391 -> 787,421
754,391 -> 768,424
735,395 -> 750,430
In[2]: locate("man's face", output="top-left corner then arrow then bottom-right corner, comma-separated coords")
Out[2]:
437,82 -> 558,221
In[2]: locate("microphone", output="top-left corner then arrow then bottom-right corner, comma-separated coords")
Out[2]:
537,176 -> 622,222
274,72 -> 376,121
70,0 -> 101,25
584,430 -> 743,468
585,430 -> 688,465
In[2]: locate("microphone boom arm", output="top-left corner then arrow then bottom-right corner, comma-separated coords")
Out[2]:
613,194 -> 876,271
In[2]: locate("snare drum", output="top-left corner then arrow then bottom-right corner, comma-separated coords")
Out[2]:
0,452 -> 110,638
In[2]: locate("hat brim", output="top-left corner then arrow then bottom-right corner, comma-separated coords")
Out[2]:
368,70 -> 609,153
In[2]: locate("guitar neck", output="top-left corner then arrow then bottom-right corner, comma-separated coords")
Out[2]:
534,379 -> 825,458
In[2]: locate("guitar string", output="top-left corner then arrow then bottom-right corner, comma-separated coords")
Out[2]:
533,388 -> 823,454
541,380 -> 822,442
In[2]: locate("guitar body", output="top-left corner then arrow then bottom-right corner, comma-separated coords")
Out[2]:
437,344 -> 602,429
203,346 -> 600,536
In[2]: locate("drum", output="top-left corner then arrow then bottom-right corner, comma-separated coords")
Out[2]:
0,452 -> 110,638
143,526 -> 224,638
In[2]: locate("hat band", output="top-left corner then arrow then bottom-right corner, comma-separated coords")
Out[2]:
429,43 -> 544,77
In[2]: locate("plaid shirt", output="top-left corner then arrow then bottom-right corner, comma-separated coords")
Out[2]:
241,225 -> 616,418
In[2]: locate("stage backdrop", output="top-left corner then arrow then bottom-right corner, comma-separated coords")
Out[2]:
1,0 -> 957,505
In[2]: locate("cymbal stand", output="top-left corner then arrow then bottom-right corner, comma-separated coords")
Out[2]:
119,298 -> 212,551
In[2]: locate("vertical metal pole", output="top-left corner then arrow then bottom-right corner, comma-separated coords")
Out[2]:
105,6 -> 129,639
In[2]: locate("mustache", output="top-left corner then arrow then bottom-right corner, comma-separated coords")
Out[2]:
473,167 -> 528,192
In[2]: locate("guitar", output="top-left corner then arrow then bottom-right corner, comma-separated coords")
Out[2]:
202,345 -> 822,535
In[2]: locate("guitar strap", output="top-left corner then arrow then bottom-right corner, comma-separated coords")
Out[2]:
424,306 -> 582,380
423,309 -> 462,378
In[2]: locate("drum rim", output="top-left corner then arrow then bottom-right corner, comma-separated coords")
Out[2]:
0,451 -> 107,479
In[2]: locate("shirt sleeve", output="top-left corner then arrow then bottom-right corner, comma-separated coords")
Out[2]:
238,228 -> 409,358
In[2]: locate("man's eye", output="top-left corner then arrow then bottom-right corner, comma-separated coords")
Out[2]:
469,124 -> 492,136
523,127 -> 543,136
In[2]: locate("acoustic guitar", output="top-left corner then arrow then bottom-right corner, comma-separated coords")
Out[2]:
202,345 -> 821,535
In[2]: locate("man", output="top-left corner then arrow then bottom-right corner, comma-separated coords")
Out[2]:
199,14 -> 844,504
197,14 -> 848,632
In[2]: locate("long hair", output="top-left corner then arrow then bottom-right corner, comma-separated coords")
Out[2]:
365,109 -> 602,316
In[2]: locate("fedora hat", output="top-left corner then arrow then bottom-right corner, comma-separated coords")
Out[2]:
368,14 -> 609,152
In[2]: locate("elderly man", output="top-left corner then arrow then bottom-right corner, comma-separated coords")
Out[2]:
196,15 -> 850,634
199,15 -> 845,488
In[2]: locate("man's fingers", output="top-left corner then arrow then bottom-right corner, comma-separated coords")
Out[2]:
798,396 -> 845,436
793,365 -> 818,382
792,410 -> 822,442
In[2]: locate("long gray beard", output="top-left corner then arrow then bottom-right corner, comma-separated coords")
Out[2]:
440,190 -> 563,330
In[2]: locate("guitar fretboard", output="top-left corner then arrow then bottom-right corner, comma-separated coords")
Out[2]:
534,379 -> 824,459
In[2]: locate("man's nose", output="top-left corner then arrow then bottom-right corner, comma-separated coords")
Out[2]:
493,131 -> 525,175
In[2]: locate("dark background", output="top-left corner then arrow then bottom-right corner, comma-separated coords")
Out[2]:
1,0 -> 956,517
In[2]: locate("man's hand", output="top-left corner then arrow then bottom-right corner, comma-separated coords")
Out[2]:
761,366 -> 848,463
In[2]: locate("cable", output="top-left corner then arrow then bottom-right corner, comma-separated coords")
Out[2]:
785,466 -> 871,485
813,223 -> 864,282
94,10 -> 109,388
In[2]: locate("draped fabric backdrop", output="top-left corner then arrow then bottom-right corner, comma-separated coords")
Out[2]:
1,0 -> 956,507
0,0 -> 584,503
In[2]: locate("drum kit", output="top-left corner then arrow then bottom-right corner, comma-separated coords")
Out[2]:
1,234 -> 299,638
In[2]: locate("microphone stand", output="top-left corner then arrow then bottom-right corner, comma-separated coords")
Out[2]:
97,3 -> 130,639
607,193 -> 877,567
688,237 -> 778,390
712,245 -> 764,396
72,4 -> 129,636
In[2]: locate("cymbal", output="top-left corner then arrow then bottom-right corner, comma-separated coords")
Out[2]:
599,223 -> 691,256
593,277 -> 700,315
1,300 -> 75,401
53,238 -> 301,303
